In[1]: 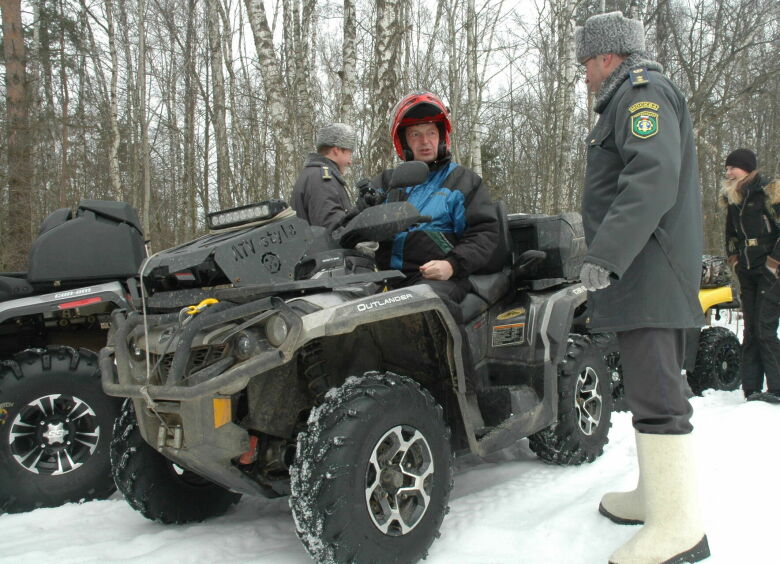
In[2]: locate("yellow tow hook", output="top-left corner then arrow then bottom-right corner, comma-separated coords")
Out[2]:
184,298 -> 219,316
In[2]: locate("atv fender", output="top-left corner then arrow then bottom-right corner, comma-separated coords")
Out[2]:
295,285 -> 468,391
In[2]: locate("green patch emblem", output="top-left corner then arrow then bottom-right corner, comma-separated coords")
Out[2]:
631,111 -> 658,139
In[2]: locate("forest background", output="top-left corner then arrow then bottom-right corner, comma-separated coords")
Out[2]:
0,0 -> 778,269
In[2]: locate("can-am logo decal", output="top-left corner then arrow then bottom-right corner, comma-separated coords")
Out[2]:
356,293 -> 414,312
53,287 -> 93,300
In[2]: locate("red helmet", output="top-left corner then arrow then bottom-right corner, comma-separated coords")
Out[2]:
389,91 -> 452,161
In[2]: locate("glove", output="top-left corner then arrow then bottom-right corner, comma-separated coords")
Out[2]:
580,262 -> 611,292
356,178 -> 384,208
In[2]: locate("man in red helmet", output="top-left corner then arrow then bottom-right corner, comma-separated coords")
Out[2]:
369,91 -> 499,303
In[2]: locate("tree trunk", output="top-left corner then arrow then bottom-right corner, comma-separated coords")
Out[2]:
106,0 -> 122,199
466,0 -> 481,175
244,0 -> 297,196
339,0 -> 356,124
1,0 -> 33,270
366,0 -> 401,171
138,0 -> 151,242
207,0 -> 233,209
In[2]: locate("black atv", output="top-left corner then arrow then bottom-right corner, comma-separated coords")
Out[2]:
102,162 -> 613,563
0,201 -> 145,513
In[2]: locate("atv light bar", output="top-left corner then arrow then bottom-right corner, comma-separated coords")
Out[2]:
207,200 -> 288,230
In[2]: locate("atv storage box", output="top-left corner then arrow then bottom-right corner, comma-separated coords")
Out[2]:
508,212 -> 586,280
28,200 -> 145,283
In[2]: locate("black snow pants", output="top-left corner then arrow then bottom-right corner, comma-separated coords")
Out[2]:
736,266 -> 780,395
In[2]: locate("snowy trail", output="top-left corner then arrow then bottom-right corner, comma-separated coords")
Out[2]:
0,390 -> 777,563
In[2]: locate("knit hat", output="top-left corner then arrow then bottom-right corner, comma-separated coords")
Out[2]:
725,148 -> 757,173
315,123 -> 356,151
575,11 -> 646,64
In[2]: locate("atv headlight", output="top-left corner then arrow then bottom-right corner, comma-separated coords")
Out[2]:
234,329 -> 263,361
265,314 -> 289,347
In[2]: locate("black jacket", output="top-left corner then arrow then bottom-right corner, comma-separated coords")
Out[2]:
372,159 -> 498,278
291,153 -> 351,232
581,60 -> 704,331
721,172 -> 780,272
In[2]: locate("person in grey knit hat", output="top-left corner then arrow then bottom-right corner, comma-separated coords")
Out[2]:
575,10 -> 710,564
292,123 -> 356,232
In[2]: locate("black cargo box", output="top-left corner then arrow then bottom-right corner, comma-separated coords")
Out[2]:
507,212 -> 586,281
28,200 -> 145,282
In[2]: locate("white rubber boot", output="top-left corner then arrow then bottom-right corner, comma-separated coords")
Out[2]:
609,433 -> 710,564
599,433 -> 644,525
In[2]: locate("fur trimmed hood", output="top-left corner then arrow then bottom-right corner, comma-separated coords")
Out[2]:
719,171 -> 780,207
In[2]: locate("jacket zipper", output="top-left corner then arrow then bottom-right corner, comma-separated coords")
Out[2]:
739,195 -> 751,269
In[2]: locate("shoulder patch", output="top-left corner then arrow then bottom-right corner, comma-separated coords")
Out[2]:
630,67 -> 650,87
321,166 -> 332,180
630,111 -> 659,139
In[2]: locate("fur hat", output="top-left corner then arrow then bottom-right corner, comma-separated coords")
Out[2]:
725,148 -> 757,173
316,123 -> 356,151
575,11 -> 646,64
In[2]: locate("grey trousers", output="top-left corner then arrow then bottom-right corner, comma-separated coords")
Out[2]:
617,327 -> 694,435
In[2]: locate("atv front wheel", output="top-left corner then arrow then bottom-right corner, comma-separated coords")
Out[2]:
529,335 -> 613,465
687,326 -> 741,395
0,347 -> 121,513
111,400 -> 241,523
290,372 -> 453,564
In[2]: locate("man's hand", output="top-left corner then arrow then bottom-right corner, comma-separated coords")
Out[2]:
728,254 -> 738,267
356,178 -> 383,208
580,262 -> 611,292
420,260 -> 453,281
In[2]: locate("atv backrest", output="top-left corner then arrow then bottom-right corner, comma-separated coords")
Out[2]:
28,200 -> 145,283
507,212 -> 585,281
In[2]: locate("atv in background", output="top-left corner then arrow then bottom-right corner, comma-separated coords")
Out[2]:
685,255 -> 741,395
102,162 -> 613,563
0,201 -> 145,513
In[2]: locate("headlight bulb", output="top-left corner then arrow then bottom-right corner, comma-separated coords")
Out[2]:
265,314 -> 289,347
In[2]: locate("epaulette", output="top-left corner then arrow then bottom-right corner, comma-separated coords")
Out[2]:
630,67 -> 650,87
321,166 -> 333,180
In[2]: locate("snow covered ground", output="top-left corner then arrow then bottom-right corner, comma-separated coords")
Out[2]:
1,387 -> 777,564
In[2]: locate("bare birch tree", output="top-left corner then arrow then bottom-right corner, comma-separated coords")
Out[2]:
244,0 -> 297,196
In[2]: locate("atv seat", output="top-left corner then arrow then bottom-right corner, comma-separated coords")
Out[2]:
461,201 -> 512,322
0,274 -> 34,302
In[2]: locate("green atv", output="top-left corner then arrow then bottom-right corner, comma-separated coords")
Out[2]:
101,162 -> 613,562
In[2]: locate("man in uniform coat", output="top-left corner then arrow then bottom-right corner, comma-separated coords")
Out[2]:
576,11 -> 710,564
292,123 -> 355,232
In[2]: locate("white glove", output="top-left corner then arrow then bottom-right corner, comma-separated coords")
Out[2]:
580,262 -> 611,292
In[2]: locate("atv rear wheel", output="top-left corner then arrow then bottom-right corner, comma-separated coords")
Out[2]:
111,399 -> 242,523
687,326 -> 741,395
290,372 -> 453,564
0,347 -> 120,513
529,335 -> 612,465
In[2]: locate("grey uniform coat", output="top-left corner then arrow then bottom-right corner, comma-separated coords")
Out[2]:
292,153 -> 351,232
582,62 -> 704,332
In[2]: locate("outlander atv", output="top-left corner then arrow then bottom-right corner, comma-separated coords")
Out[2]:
0,201 -> 145,513
102,162 -> 613,563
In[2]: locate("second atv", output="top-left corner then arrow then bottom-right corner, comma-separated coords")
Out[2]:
102,162 -> 612,563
